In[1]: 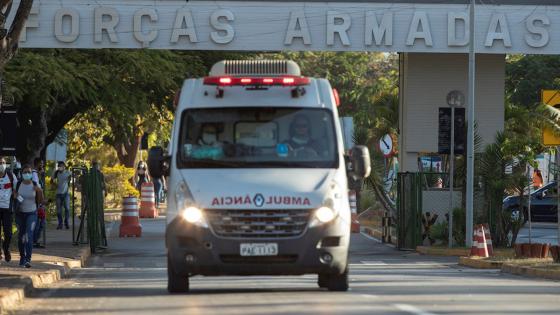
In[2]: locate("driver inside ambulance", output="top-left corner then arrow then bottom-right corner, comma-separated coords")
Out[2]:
284,114 -> 324,157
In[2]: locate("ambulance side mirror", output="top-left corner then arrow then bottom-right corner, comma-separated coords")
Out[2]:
148,146 -> 171,178
351,146 -> 371,179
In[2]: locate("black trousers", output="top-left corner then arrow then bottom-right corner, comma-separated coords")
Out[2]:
0,208 -> 12,252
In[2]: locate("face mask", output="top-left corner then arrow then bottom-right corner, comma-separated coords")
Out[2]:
202,133 -> 217,145
292,136 -> 309,145
58,166 -> 64,171
22,173 -> 32,181
0,164 -> 5,173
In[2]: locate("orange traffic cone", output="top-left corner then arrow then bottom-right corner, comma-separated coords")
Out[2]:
119,197 -> 142,237
483,223 -> 494,256
469,225 -> 489,258
139,182 -> 158,218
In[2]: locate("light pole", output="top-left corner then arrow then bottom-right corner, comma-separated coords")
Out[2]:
466,0 -> 476,247
447,90 -> 465,248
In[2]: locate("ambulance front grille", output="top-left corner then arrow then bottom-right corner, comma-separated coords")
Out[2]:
224,60 -> 289,76
206,209 -> 311,238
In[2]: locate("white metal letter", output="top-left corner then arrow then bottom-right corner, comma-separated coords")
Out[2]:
365,11 -> 393,46
54,9 -> 80,43
94,7 -> 119,43
284,10 -> 311,45
327,11 -> 351,46
485,13 -> 512,47
171,9 -> 198,43
210,9 -> 235,44
133,8 -> 158,48
21,5 -> 39,42
448,12 -> 469,47
525,14 -> 550,48
406,12 -> 433,46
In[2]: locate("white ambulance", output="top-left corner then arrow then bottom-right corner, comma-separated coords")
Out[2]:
148,60 -> 370,293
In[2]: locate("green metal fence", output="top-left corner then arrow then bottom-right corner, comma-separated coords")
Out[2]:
397,172 -> 423,250
74,168 -> 107,254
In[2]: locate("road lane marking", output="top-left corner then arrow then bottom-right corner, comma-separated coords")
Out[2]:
360,261 -> 388,265
393,304 -> 437,315
360,231 -> 382,243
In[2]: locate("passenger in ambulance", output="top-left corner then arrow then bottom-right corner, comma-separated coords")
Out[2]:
191,124 -> 224,160
284,114 -> 325,158
197,124 -> 222,147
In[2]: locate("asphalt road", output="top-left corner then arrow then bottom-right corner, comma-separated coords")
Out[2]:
9,218 -> 560,315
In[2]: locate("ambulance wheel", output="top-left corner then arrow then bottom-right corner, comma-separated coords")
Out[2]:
167,255 -> 189,293
318,274 -> 328,288
325,266 -> 349,292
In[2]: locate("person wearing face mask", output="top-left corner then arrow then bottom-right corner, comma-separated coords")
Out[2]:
135,161 -> 150,192
14,165 -> 43,268
284,114 -> 323,157
191,124 -> 224,160
0,156 -> 16,262
198,124 -> 221,147
52,161 -> 71,230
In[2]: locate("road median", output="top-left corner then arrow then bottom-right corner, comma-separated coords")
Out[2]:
459,256 -> 560,281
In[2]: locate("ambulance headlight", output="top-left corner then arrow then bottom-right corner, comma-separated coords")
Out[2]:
310,206 -> 338,227
181,206 -> 208,228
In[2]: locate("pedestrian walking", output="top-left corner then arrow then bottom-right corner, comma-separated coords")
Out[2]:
14,165 -> 43,268
152,175 -> 165,208
32,158 -> 46,248
134,161 -> 150,192
52,161 -> 71,230
0,156 -> 16,262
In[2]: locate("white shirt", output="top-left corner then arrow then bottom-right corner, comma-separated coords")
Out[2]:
0,172 -> 17,209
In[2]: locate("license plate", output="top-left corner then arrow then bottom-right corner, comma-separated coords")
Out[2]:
240,243 -> 278,256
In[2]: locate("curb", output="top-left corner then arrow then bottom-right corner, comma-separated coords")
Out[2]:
417,246 -> 470,256
0,248 -> 90,314
501,263 -> 560,281
362,227 -> 383,240
459,256 -> 503,269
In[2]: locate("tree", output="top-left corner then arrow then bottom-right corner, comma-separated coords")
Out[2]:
5,49 -> 108,164
5,49 -> 217,164
506,55 -> 560,107
0,0 -> 34,70
93,50 -> 205,167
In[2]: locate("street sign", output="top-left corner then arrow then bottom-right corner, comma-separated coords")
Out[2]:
542,90 -> 560,146
438,107 -> 466,155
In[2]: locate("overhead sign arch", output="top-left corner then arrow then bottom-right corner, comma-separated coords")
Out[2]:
16,0 -> 560,54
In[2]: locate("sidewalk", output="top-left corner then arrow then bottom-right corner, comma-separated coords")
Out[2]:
0,220 -> 90,314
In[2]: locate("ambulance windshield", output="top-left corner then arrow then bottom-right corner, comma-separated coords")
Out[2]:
177,107 -> 338,168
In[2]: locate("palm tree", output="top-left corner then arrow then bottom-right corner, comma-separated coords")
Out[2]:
354,92 -> 399,216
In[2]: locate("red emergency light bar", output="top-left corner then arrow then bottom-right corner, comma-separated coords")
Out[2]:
204,76 -> 310,87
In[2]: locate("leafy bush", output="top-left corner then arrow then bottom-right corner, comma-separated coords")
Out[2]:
430,222 -> 448,244
452,207 -> 466,246
102,165 -> 138,208
359,190 -> 378,212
